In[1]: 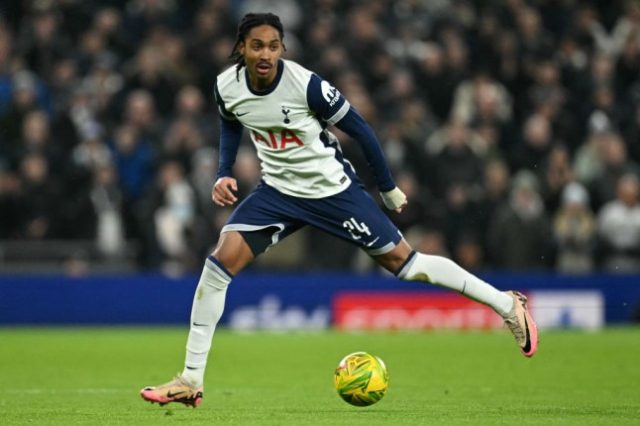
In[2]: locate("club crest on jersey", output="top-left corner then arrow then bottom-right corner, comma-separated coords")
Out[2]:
321,80 -> 340,107
251,129 -> 303,149
281,107 -> 291,124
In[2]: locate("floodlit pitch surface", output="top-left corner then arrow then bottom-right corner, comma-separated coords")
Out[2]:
1,328 -> 638,425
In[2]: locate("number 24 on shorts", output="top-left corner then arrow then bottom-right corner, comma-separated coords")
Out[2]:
343,217 -> 371,240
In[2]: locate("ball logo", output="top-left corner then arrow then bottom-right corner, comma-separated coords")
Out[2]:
321,80 -> 340,107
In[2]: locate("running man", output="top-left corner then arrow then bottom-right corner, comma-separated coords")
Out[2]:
141,12 -> 538,408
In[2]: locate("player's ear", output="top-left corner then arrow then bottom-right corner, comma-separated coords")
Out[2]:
239,41 -> 245,56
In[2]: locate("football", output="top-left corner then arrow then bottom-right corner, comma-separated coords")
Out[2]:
333,351 -> 389,406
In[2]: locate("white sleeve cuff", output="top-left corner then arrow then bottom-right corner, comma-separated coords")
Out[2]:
326,101 -> 351,125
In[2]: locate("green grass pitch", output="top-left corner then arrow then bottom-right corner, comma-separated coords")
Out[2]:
1,327 -> 639,425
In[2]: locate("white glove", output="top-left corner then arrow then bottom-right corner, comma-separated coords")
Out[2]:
380,187 -> 407,211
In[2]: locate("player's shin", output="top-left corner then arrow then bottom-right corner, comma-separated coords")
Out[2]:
396,252 -> 513,316
181,256 -> 232,387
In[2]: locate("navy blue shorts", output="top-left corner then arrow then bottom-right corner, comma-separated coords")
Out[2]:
222,181 -> 402,256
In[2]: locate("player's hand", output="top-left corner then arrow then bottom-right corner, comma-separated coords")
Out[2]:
212,177 -> 238,206
380,187 -> 408,213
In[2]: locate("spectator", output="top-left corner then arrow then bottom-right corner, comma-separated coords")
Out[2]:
18,109 -> 65,168
526,60 -> 566,122
161,34 -> 197,87
122,89 -> 162,146
153,160 -> 197,273
83,52 -> 124,121
451,72 -> 513,126
615,35 -> 640,100
109,124 -> 154,202
491,29 -> 520,95
554,182 -> 596,274
511,113 -> 554,172
190,146 -> 217,218
427,121 -> 485,244
404,226 -> 449,258
16,153 -> 60,239
90,163 -> 125,259
49,57 -> 80,116
0,21 -> 14,115
623,102 -> 640,164
453,234 -> 485,272
122,0 -> 182,43
540,144 -> 575,212
515,6 -> 554,63
52,83 -> 100,155
168,84 -> 213,152
92,7 -> 133,60
589,131 -> 640,209
596,173 -> 640,272
0,163 -> 21,238
478,159 -> 511,264
574,130 -> 609,185
413,43 -> 457,121
75,29 -> 107,76
1,70 -> 47,149
162,116 -> 204,173
487,170 -> 554,270
121,47 -> 177,117
387,171 -> 433,233
16,7 -> 70,78
233,147 -> 261,199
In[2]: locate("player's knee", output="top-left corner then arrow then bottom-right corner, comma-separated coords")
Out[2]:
210,250 -> 242,276
374,240 -> 414,274
375,251 -> 409,274
211,231 -> 254,275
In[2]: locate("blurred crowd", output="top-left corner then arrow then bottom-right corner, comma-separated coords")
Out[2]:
2,0 -> 640,274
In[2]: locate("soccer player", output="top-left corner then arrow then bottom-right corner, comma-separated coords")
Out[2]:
141,13 -> 538,408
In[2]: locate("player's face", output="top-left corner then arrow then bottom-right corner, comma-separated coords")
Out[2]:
240,25 -> 283,89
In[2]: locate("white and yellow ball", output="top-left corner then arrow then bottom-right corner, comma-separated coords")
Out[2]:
334,351 -> 389,407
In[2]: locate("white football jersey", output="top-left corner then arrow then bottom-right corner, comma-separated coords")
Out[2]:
214,59 -> 353,198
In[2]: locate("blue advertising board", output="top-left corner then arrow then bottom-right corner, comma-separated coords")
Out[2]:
0,272 -> 638,328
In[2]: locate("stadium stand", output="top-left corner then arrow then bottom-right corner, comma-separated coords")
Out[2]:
1,0 -> 640,274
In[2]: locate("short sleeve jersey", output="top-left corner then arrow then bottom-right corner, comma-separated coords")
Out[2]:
214,59 -> 353,198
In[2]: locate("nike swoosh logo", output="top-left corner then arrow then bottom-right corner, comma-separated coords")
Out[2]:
192,322 -> 208,327
166,390 -> 186,398
366,237 -> 380,247
235,111 -> 249,117
522,314 -> 532,353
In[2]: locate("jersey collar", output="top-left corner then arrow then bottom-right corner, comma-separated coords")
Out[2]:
244,59 -> 284,96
